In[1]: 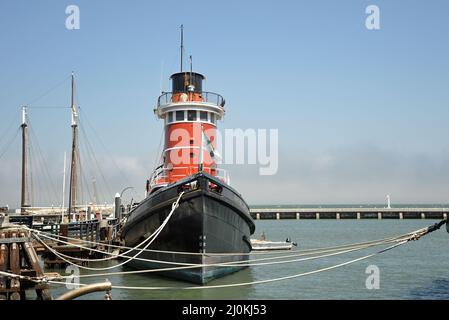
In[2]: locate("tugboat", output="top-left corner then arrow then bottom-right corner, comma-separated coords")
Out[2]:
121,28 -> 255,284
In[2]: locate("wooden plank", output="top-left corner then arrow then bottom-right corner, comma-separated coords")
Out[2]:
0,232 -> 8,297
9,232 -> 21,297
20,232 -> 52,300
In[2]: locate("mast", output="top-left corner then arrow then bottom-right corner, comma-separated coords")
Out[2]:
180,24 -> 184,72
20,106 -> 28,213
189,55 -> 193,86
68,72 -> 78,218
61,151 -> 67,221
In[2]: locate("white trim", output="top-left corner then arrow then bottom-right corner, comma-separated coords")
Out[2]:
164,110 -> 218,126
157,102 -> 225,120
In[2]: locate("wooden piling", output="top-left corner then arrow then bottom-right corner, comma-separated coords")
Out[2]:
0,227 -> 52,300
21,232 -> 52,300
0,232 -> 8,300
9,232 -> 21,295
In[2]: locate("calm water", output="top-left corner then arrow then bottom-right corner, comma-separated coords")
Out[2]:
46,220 -> 449,300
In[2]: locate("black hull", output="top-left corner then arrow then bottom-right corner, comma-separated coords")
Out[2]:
121,173 -> 255,284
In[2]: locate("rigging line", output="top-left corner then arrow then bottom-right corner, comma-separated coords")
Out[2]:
77,139 -> 98,204
25,75 -> 71,106
0,127 -> 20,160
150,129 -> 165,177
27,135 -> 35,207
28,123 -> 59,203
78,108 -> 140,200
81,123 -> 113,201
77,149 -> 91,207
0,108 -> 19,147
78,122 -> 113,201
76,132 -> 94,201
30,131 -> 60,206
28,141 -> 52,206
78,119 -> 108,197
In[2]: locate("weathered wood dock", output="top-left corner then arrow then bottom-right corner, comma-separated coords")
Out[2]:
8,216 -> 117,268
250,207 -> 449,220
0,226 -> 52,300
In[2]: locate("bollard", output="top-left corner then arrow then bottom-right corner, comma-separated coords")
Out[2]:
296,213 -> 300,220
256,213 -> 260,220
399,212 -> 403,220
316,213 -> 320,220
336,213 -> 340,220
114,193 -> 121,220
276,213 -> 280,220
357,212 -> 361,220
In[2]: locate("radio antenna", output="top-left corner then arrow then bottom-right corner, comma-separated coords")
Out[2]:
180,24 -> 184,72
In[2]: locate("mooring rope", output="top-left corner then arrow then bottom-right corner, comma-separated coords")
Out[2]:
48,238 -> 407,280
40,223 -> 435,281
26,217 -> 438,272
6,219 -> 446,292
46,219 -> 447,288
43,241 -> 407,291
34,229 -> 410,273
26,220 -> 422,258
31,191 -> 185,271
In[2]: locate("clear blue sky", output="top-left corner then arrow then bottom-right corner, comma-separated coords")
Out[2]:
1,0 -> 449,207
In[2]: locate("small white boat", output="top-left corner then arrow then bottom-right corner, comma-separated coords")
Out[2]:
250,239 -> 296,251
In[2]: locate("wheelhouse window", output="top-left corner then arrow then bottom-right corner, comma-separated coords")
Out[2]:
167,112 -> 173,123
176,110 -> 185,121
187,110 -> 196,121
210,113 -> 216,124
200,111 -> 208,121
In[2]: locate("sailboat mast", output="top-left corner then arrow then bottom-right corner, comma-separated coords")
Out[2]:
68,72 -> 78,218
20,106 -> 28,213
61,151 -> 67,221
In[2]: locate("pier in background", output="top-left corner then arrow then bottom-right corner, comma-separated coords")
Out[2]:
250,207 -> 449,220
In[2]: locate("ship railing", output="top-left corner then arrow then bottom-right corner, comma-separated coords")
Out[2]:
31,219 -> 100,246
149,165 -> 230,189
157,91 -> 225,109
149,165 -> 169,188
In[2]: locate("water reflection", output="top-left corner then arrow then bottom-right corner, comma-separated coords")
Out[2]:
408,278 -> 449,300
